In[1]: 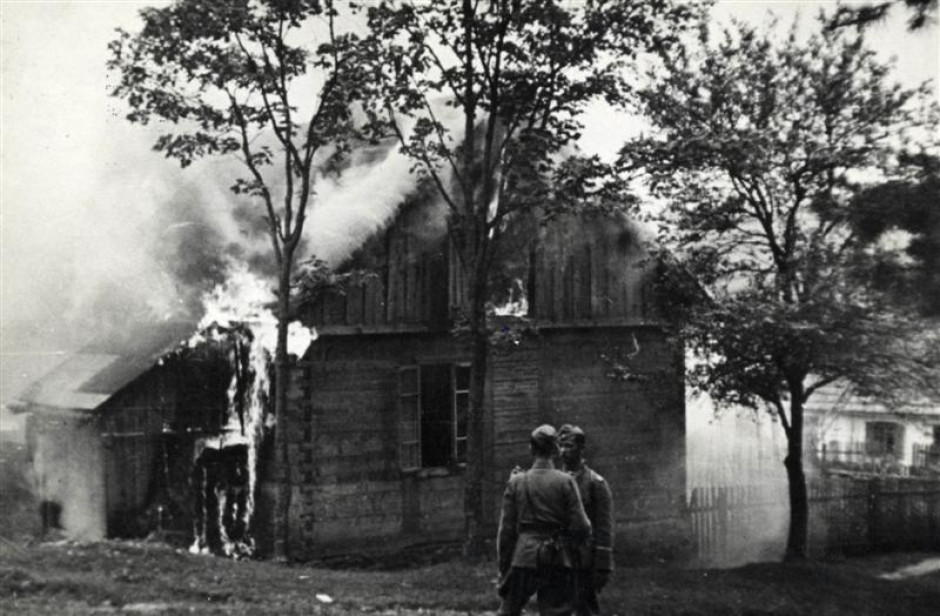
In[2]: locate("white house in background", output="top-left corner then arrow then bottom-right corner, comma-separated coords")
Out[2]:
805,382 -> 940,475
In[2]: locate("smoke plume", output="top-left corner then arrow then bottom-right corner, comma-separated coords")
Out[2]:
1,123 -> 420,413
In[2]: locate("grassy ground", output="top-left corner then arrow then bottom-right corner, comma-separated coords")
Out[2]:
1,539 -> 938,615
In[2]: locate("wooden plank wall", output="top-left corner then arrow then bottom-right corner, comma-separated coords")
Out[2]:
449,238 -> 469,313
530,220 -> 655,324
306,213 -> 657,330
291,359 -> 399,553
289,324 -> 688,560
307,232 -> 449,329
490,343 -> 541,524
491,345 -> 541,472
538,328 -> 685,523
288,336 -> 469,558
98,369 -> 180,535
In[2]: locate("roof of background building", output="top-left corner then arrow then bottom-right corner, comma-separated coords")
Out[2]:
11,321 -> 196,412
804,382 -> 940,417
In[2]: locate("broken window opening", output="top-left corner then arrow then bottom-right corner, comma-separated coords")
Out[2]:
398,363 -> 471,470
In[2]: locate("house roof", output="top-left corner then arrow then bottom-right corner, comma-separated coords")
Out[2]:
805,382 -> 940,418
12,320 -> 196,412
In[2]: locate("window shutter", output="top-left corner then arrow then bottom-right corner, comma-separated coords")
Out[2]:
399,366 -> 420,470
453,364 -> 471,465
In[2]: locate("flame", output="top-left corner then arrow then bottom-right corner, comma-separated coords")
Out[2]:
189,325 -> 267,558
190,262 -> 316,356
492,278 -> 529,317
188,262 -> 315,557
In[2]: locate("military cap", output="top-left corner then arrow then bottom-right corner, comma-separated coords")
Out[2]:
558,424 -> 586,445
530,424 -> 558,450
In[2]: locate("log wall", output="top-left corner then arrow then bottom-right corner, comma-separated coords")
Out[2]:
286,335 -> 475,557
286,325 -> 686,562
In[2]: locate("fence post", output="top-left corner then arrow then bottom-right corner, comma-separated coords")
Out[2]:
688,489 -> 696,565
930,480 -> 940,550
717,487 -> 728,565
867,478 -> 880,552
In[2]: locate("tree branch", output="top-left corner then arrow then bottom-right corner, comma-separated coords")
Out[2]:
229,92 -> 284,264
804,375 -> 840,401
772,397 -> 792,439
386,104 -> 460,216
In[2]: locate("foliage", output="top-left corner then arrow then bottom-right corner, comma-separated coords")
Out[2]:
827,0 -> 938,31
623,15 -> 940,412
843,153 -> 940,317
621,12 -> 940,558
356,0 -> 702,270
108,0 -> 362,268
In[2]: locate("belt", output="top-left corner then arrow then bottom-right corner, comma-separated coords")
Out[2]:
518,523 -> 564,536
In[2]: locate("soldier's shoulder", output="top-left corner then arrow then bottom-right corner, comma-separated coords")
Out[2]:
584,465 -> 607,483
506,469 -> 526,486
557,469 -> 583,489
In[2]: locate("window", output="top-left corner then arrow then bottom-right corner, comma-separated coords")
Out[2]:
398,363 -> 471,470
865,422 -> 903,457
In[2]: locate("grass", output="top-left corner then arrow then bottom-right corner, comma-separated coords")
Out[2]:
1,539 -> 938,615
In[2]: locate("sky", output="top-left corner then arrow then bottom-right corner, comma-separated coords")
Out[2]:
1,0 -> 938,421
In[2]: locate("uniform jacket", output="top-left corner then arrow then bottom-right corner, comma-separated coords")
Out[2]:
569,463 -> 614,571
497,458 -> 592,575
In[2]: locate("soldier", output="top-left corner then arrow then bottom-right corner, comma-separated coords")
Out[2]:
558,424 -> 614,616
497,424 -> 592,616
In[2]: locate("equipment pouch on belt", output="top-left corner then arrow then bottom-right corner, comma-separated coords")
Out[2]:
535,535 -> 568,567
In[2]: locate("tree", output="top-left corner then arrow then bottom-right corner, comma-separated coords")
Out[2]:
109,0 -> 363,559
827,0 -> 938,31
357,0 -> 703,557
621,16 -> 940,560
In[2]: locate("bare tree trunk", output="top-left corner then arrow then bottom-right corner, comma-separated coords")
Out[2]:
272,261 -> 293,561
783,396 -> 808,562
458,0 -> 488,561
464,265 -> 489,561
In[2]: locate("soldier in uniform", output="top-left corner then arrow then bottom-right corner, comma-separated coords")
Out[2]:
497,424 -> 592,616
558,424 -> 614,616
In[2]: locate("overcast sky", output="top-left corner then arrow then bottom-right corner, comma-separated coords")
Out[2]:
1,1 -> 937,410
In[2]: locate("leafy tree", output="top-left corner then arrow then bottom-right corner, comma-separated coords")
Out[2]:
844,153 -> 940,317
621,16 -> 940,560
356,0 -> 703,556
109,0 -> 363,559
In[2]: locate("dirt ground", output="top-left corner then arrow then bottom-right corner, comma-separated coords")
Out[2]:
1,539 -> 939,615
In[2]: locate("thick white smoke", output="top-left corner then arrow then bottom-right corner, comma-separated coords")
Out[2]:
0,4 -> 437,420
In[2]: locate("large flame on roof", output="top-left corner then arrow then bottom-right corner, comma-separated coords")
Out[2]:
191,262 -> 315,357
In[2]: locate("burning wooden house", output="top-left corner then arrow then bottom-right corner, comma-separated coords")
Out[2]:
15,195 -> 689,562
12,321 -> 275,557
284,199 -> 689,562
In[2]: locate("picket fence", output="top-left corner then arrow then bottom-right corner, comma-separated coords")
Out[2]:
688,477 -> 940,566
